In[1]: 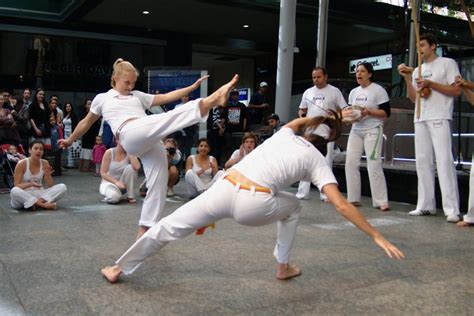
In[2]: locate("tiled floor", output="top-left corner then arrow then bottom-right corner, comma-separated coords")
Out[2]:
0,170 -> 472,315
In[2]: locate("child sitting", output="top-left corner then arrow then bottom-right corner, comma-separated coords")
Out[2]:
6,145 -> 25,165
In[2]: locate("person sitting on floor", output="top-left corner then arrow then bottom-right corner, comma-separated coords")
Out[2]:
224,132 -> 258,169
10,140 -> 67,210
185,138 -> 222,198
100,141 -> 140,204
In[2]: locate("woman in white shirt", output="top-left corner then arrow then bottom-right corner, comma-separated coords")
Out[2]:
343,62 -> 391,212
185,138 -> 221,198
101,113 -> 404,284
224,132 -> 257,169
59,58 -> 239,239
100,142 -> 140,204
10,140 -> 67,210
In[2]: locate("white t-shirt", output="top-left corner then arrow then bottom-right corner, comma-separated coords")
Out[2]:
411,56 -> 460,122
230,149 -> 251,161
90,89 -> 155,134
348,83 -> 389,131
299,84 -> 348,118
232,127 -> 337,193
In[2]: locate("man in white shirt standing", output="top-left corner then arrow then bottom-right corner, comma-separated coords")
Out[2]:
296,67 -> 348,201
398,33 -> 461,222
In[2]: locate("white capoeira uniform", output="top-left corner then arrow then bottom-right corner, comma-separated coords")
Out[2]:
114,127 -> 337,275
410,57 -> 460,217
345,83 -> 389,207
10,158 -> 67,209
296,84 -> 347,200
99,148 -> 138,204
185,155 -> 223,198
90,89 -> 208,227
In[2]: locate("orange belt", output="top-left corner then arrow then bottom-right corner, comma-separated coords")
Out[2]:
224,175 -> 272,194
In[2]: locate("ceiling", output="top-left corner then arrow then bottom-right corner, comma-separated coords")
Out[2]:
0,0 -> 472,58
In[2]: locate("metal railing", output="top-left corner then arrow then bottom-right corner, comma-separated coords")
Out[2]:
391,133 -> 474,166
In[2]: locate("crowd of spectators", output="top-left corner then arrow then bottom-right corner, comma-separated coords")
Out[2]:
0,85 -> 280,203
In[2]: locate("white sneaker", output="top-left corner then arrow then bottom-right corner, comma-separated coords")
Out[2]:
296,194 -> 309,200
408,209 -> 436,216
446,214 -> 460,223
166,188 -> 174,197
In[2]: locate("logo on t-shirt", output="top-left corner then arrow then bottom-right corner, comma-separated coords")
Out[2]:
422,69 -> 433,79
355,94 -> 368,104
228,108 -> 242,124
313,94 -> 325,107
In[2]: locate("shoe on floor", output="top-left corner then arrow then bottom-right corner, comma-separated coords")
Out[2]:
408,209 -> 436,216
167,188 -> 175,197
446,213 -> 460,223
296,194 -> 309,200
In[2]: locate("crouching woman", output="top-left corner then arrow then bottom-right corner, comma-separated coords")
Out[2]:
100,142 -> 141,204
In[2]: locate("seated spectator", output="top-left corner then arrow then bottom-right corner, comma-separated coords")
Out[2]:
138,138 -> 183,198
6,144 -> 25,164
164,138 -> 182,197
3,144 -> 25,189
185,138 -> 222,198
0,94 -> 20,146
100,142 -> 140,204
10,140 -> 67,210
224,132 -> 258,169
267,113 -> 284,135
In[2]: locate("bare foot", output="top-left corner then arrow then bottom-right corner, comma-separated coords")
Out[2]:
128,198 -> 137,204
101,265 -> 122,283
36,200 -> 57,210
276,263 -> 302,280
137,226 -> 149,239
379,204 -> 390,212
457,220 -> 474,227
200,75 -> 239,114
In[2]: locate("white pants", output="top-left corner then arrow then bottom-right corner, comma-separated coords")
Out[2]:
119,99 -> 205,227
345,126 -> 388,207
10,184 -> 67,209
414,120 -> 459,216
115,177 -> 302,275
99,165 -> 138,204
185,169 -> 223,198
464,157 -> 474,223
296,141 -> 334,200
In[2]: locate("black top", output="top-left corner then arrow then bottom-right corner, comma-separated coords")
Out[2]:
248,91 -> 267,125
29,101 -> 51,137
224,101 -> 247,133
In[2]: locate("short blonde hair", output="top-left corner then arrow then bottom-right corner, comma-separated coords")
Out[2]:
110,58 -> 139,87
